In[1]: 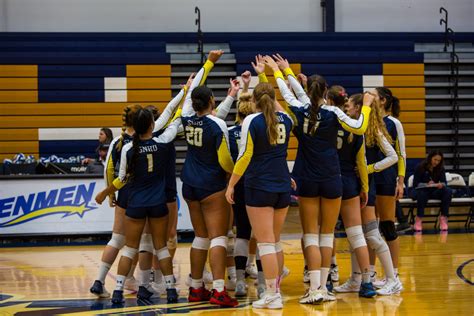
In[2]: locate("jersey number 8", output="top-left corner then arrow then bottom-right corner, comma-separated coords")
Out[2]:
277,124 -> 286,144
185,126 -> 203,147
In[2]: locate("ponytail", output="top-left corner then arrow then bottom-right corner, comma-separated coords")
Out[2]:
376,87 -> 400,118
307,75 -> 327,136
253,83 -> 279,145
117,104 -> 141,151
126,107 -> 154,179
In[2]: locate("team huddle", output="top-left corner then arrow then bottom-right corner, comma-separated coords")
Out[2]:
92,49 -> 405,310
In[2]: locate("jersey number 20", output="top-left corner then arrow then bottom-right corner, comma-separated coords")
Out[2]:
185,126 -> 203,147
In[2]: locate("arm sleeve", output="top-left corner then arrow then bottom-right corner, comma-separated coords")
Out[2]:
216,129 -> 235,174
233,116 -> 255,176
367,133 -> 398,174
323,105 -> 371,135
355,137 -> 369,193
153,88 -> 185,133
215,95 -> 235,120
258,73 -> 269,83
112,144 -> 131,190
284,67 -> 311,105
182,60 -> 215,117
104,136 -> 118,187
155,119 -> 181,144
274,70 -> 304,108
393,118 -> 407,177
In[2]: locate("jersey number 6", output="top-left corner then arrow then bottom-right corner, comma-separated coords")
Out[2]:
185,126 -> 203,147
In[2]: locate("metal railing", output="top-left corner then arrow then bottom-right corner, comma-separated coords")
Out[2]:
195,7 -> 204,63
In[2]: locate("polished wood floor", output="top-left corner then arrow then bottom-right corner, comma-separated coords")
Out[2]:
0,231 -> 473,315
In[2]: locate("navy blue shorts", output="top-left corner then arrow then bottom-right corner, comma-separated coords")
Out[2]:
126,204 -> 168,219
245,187 -> 291,209
182,183 -> 221,201
342,174 -> 360,200
296,177 -> 342,199
367,175 -> 376,207
116,185 -> 130,209
376,184 -> 396,197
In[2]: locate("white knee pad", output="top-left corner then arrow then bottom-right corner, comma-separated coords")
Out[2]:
303,234 -> 319,248
167,235 -> 178,250
107,233 -> 126,250
346,225 -> 367,250
275,241 -> 283,253
227,229 -> 236,238
122,246 -> 138,259
139,234 -> 154,253
257,242 -> 277,257
226,237 -> 235,257
192,237 -> 210,250
155,247 -> 171,260
364,221 -> 389,254
319,233 -> 334,248
234,238 -> 249,257
210,236 -> 228,249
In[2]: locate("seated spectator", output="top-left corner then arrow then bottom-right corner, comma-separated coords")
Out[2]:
410,150 -> 452,232
82,128 -> 113,165
86,143 -> 109,174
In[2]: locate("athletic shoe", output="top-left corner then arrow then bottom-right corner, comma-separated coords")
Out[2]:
376,278 -> 403,295
166,288 -> 179,303
151,281 -> 166,296
299,288 -> 324,305
209,288 -> 238,307
235,280 -> 247,297
414,217 -> 423,232
252,292 -> 283,309
396,221 -> 412,232
246,263 -> 258,279
203,268 -> 213,284
124,276 -> 138,291
439,216 -> 448,231
111,290 -> 124,304
188,286 -> 211,302
226,276 -> 237,291
303,266 -> 310,283
90,280 -> 110,298
359,282 -> 377,298
330,264 -> 339,283
281,266 -> 290,279
334,278 -> 360,293
137,286 -> 154,300
322,288 -> 336,302
326,278 -> 334,293
257,283 -> 266,299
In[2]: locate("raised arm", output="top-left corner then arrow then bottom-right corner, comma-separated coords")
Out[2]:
252,54 -> 269,83
355,136 -> 369,193
154,119 -> 181,144
367,133 -> 398,174
273,53 -> 310,104
215,78 -> 239,120
153,87 -> 186,133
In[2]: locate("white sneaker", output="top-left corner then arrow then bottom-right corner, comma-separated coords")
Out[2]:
235,280 -> 247,297
226,277 -> 237,291
299,288 -> 324,305
281,266 -> 290,279
150,280 -> 166,296
252,292 -> 283,309
257,283 -> 266,299
330,264 -> 339,283
246,263 -> 258,279
376,278 -> 403,295
333,278 -> 360,293
303,267 -> 310,283
322,288 -> 336,302
124,276 -> 138,291
371,272 -> 386,289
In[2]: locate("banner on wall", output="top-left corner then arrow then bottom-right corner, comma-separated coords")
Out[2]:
0,177 -> 193,236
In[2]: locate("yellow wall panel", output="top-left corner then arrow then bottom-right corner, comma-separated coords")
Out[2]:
288,136 -> 298,149
287,149 -> 297,160
128,90 -> 172,102
0,65 -> 37,77
399,111 -> 425,123
0,116 -> 123,128
0,141 -> 38,154
404,123 -> 425,135
383,64 -> 424,75
0,129 -> 38,141
406,135 -> 426,147
127,65 -> 171,77
384,75 -> 424,87
0,78 -> 38,90
0,91 -> 38,102
406,147 -> 426,158
388,87 -> 425,99
400,99 -> 425,111
127,78 -> 171,89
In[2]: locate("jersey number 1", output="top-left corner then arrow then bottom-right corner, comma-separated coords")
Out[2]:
185,126 -> 203,147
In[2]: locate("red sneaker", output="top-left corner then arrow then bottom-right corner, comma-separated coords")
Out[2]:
209,288 -> 238,307
188,286 -> 211,302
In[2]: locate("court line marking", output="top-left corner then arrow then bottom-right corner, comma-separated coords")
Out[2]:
456,259 -> 474,286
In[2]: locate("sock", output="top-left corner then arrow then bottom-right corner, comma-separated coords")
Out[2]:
257,271 -> 265,286
236,269 -> 245,281
394,268 -> 399,276
115,275 -> 126,291
97,262 -> 111,283
213,279 -> 225,292
362,272 -> 371,283
127,264 -> 136,279
351,251 -> 361,281
331,256 -> 337,266
164,275 -> 175,289
265,278 -> 277,294
138,269 -> 151,287
191,278 -> 203,289
369,265 -> 376,275
377,251 -> 396,280
309,270 -> 321,291
227,266 -> 236,280
320,267 -> 330,290
153,269 -> 163,283
247,254 -> 255,265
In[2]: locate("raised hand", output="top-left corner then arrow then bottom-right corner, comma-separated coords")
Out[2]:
241,70 -> 251,86
297,73 -> 308,89
263,55 -> 279,71
273,53 -> 290,71
251,55 -> 266,74
363,92 -> 376,107
208,50 -> 224,63
228,78 -> 241,98
181,72 -> 195,89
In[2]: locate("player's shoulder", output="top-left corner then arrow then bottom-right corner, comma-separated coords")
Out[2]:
206,114 -> 228,133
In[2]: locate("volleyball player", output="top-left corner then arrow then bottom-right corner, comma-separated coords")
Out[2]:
267,54 -> 371,304
95,107 -> 181,304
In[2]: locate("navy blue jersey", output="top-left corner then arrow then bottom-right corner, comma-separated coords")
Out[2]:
180,114 -> 234,191
228,125 -> 242,163
338,130 -> 364,176
105,133 -> 133,188
234,112 -> 293,192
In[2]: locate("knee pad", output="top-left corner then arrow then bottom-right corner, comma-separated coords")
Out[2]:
257,242 -> 276,257
303,233 -> 319,248
167,235 -> 178,250
227,237 -> 235,257
227,229 -> 236,239
107,233 -> 126,250
155,247 -> 171,260
139,234 -> 154,253
234,238 -> 249,257
275,241 -> 283,253
364,221 -> 389,254
379,220 -> 398,242
210,236 -> 228,249
319,233 -> 334,248
122,246 -> 138,259
346,225 -> 367,250
191,237 -> 210,250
